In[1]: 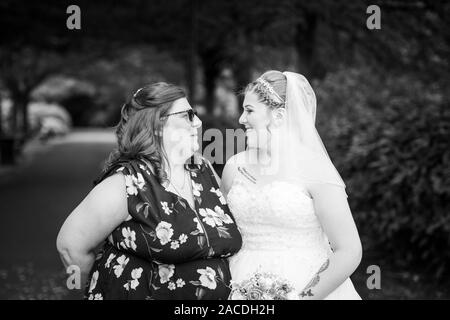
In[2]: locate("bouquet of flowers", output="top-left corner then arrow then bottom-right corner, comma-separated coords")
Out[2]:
228,271 -> 299,300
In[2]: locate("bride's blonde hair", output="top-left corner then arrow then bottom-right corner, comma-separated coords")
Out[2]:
245,70 -> 287,109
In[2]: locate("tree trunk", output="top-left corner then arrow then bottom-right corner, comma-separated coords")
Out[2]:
0,100 -> 3,137
233,31 -> 255,94
11,91 -> 30,137
199,46 -> 224,114
10,98 -> 18,135
187,0 -> 199,104
21,96 -> 29,137
295,10 -> 321,79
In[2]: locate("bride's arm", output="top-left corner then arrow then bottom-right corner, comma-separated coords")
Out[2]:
298,183 -> 362,300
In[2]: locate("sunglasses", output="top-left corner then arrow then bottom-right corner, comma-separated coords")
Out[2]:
161,109 -> 198,122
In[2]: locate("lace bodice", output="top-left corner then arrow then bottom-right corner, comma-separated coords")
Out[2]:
227,173 -> 330,257
226,167 -> 362,300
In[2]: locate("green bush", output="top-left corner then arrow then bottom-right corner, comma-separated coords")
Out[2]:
315,68 -> 450,277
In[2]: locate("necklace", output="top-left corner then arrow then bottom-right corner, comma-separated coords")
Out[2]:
168,170 -> 195,210
169,169 -> 187,191
168,169 -> 190,197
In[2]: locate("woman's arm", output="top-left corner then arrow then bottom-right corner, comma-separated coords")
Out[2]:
56,173 -> 129,285
298,184 -> 362,300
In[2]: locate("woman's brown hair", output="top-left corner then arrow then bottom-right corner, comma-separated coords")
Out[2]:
104,82 -> 186,184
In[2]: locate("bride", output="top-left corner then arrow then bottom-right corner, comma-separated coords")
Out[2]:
221,70 -> 362,300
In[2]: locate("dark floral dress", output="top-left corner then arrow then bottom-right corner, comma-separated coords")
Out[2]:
84,157 -> 242,300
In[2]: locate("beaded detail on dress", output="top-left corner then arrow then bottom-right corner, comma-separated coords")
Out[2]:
227,171 -> 361,299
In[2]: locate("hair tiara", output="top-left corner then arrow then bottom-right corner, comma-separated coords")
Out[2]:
133,87 -> 144,98
255,77 -> 284,104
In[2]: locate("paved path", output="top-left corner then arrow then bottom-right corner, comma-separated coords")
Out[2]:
0,129 -> 116,299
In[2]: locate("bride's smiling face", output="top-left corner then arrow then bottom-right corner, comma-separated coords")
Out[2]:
239,90 -> 275,150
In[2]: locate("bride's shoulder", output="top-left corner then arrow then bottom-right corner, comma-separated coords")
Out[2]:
225,150 -> 252,167
222,151 -> 248,194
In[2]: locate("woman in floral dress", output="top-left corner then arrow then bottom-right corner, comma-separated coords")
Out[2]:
57,83 -> 242,300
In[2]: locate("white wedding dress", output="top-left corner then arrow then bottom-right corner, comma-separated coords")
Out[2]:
227,172 -> 361,300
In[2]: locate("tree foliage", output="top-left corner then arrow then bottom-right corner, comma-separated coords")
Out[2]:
316,67 -> 450,277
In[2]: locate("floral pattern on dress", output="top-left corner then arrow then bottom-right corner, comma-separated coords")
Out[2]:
210,187 -> 227,205
155,221 -> 174,245
88,293 -> 103,300
188,264 -> 228,299
84,157 -> 242,300
113,255 -> 129,278
124,173 -> 146,196
160,201 -> 173,215
120,227 -> 137,251
198,206 -> 233,239
158,264 -> 175,284
123,267 -> 143,291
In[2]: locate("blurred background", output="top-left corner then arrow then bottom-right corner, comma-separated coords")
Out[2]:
0,0 -> 449,299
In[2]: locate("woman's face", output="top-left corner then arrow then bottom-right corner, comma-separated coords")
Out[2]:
239,90 -> 274,150
162,97 -> 202,164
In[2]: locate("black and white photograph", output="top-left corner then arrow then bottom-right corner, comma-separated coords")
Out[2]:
0,0 -> 449,304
